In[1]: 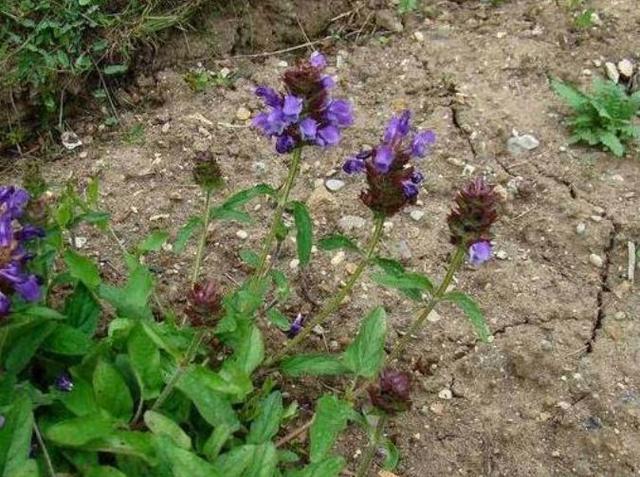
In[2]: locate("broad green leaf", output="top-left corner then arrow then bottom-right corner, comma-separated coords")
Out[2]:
93,360 -> 134,421
64,283 -> 100,336
266,308 -> 290,331
82,431 -> 156,464
372,256 -> 405,275
98,265 -> 154,319
128,324 -> 163,399
219,184 -> 276,210
103,64 -> 128,75
45,414 -> 114,447
154,436 -> 220,477
64,250 -> 101,288
318,234 -> 361,253
247,391 -> 283,444
551,79 -> 589,109
175,370 -> 239,429
137,230 -> 169,253
232,324 -> 264,374
20,307 -> 66,320
174,216 -> 203,253
280,354 -> 349,377
86,466 -> 127,477
214,445 -> 254,477
342,307 -> 387,378
4,321 -> 56,373
42,324 -> 91,355
239,249 -> 260,268
180,364 -> 251,401
0,391 -> 33,477
443,291 -> 492,342
11,460 -> 39,477
398,0 -> 418,14
210,207 -> 251,223
291,201 -> 313,266
245,443 -> 277,477
203,423 -> 234,461
309,395 -> 352,463
290,456 -> 346,477
270,270 -> 290,302
58,378 -> 98,416
144,411 -> 191,450
600,131 -> 625,157
371,271 -> 433,294
382,438 -> 400,470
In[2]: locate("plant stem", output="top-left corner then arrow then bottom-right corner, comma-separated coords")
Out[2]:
253,147 -> 303,280
191,189 -> 212,285
151,330 -> 206,412
265,214 -> 386,367
355,414 -> 387,477
33,422 -> 56,477
388,245 -> 466,362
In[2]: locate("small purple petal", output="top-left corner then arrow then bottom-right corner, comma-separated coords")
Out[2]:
299,118 -> 318,141
276,134 -> 296,154
373,145 -> 394,174
410,171 -> 424,184
15,275 -> 41,302
17,225 -> 45,241
320,75 -> 335,90
468,241 -> 492,266
402,181 -> 419,199
325,99 -> 354,127
385,110 -> 412,144
3,188 -> 30,218
343,157 -> 366,174
255,86 -> 282,108
411,130 -> 436,158
316,126 -> 341,147
282,95 -> 303,123
55,372 -> 74,392
266,108 -> 287,135
0,293 -> 10,317
0,216 -> 11,247
309,51 -> 327,69
287,313 -> 305,338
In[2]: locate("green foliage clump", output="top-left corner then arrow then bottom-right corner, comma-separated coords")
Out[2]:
551,78 -> 640,157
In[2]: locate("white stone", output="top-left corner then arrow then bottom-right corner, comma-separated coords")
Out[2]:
289,259 -> 299,270
325,179 -> 345,192
410,210 -> 425,222
236,107 -> 251,121
236,230 -> 249,239
576,223 -> 586,235
331,251 -> 346,266
605,62 -> 620,83
338,215 -> 366,232
438,389 -> 453,400
413,31 -> 425,42
495,250 -> 508,260
618,59 -> 634,79
589,254 -> 603,267
507,134 -> 540,154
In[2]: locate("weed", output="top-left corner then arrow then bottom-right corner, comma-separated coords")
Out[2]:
183,68 -> 236,92
551,78 -> 640,157
398,0 -> 419,14
123,123 -> 145,145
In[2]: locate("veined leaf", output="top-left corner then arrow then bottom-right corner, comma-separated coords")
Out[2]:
280,354 -> 350,377
309,395 -> 352,463
137,230 -> 169,253
443,291 -> 492,342
64,250 -> 101,288
291,201 -> 313,266
342,307 -> 387,378
0,391 -> 33,477
317,234 -> 361,253
174,216 -> 203,253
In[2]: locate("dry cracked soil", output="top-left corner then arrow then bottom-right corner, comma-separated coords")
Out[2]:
4,0 -> 640,475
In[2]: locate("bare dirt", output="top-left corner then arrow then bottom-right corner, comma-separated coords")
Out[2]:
5,0 -> 640,475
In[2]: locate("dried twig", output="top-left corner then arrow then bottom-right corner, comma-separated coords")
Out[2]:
276,418 -> 314,447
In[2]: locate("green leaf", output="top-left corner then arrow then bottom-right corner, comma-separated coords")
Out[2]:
239,249 -> 260,268
98,265 -> 154,319
270,270 -> 290,302
398,0 -> 418,14
210,207 -> 252,223
318,234 -> 361,253
154,436 -> 220,477
266,308 -> 290,331
291,456 -> 346,477
11,460 -> 39,477
219,184 -> 276,210
42,324 -> 92,355
64,250 -> 101,288
280,354 -> 350,377
247,391 -> 283,444
128,324 -> 163,399
0,391 -> 33,477
291,201 -> 313,266
232,324 -> 264,374
214,445 -> 254,477
82,431 -> 156,464
443,291 -> 492,342
174,216 -> 203,253
144,411 -> 191,450
64,283 -> 101,336
309,395 -> 352,463
103,64 -> 128,75
45,414 -> 114,447
58,378 -> 99,416
342,307 -> 387,378
551,79 -> 589,109
599,131 -> 625,157
179,364 -> 251,401
203,423 -> 234,461
372,256 -> 405,275
86,466 -> 127,477
93,360 -> 134,421
372,271 -> 433,294
4,321 -> 57,373
245,443 -> 278,477
137,230 -> 169,253
382,438 -> 400,470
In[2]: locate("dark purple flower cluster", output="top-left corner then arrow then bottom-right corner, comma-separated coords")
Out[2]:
186,280 -> 223,326
0,186 -> 43,317
447,177 -> 498,266
368,368 -> 412,414
253,52 -> 354,154
343,110 -> 435,217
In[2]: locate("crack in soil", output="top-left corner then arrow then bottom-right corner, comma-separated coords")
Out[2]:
585,222 -> 619,354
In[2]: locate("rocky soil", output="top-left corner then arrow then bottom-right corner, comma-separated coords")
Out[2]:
4,0 -> 640,475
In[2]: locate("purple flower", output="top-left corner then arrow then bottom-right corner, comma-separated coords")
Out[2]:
55,372 -> 74,392
253,51 -> 353,154
344,111 -> 435,216
0,216 -> 11,247
16,225 -> 44,241
0,293 -> 9,316
287,313 -> 305,338
468,240 -> 492,266
448,178 -> 498,247
0,187 -> 30,218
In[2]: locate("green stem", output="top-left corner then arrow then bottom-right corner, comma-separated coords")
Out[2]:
388,245 -> 466,362
191,189 -> 213,285
151,330 -> 206,412
253,147 -> 303,280
33,422 -> 55,477
356,414 -> 387,477
264,214 -> 386,367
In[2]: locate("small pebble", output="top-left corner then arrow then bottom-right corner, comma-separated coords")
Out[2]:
312,325 -> 325,336
329,340 -> 339,351
325,179 -> 345,192
331,251 -> 346,266
576,223 -> 586,235
430,402 -> 445,415
495,250 -> 508,260
618,59 -> 634,79
289,259 -> 299,270
438,389 -> 453,400
236,107 -> 252,121
590,215 -> 602,223
410,210 -> 425,222
413,31 -> 425,42
589,254 -> 603,267
605,62 -> 620,83
236,230 -> 248,240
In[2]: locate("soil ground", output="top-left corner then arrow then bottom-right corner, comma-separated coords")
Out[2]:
3,0 -> 640,475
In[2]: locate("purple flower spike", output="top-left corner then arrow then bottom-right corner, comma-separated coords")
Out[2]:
55,372 -> 74,392
321,75 -> 335,90
282,95 -> 303,122
468,240 -> 492,266
15,275 -> 41,302
402,181 -> 419,199
343,157 -> 366,174
287,313 -> 305,338
309,51 -> 327,69
299,118 -> 318,141
276,134 -> 296,154
255,86 -> 282,108
326,100 -> 354,127
0,217 -> 11,247
410,171 -> 424,184
373,146 -> 393,174
411,130 -> 436,157
316,126 -> 341,147
0,293 -> 9,317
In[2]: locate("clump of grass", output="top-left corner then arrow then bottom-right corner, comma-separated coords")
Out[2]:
551,78 -> 640,157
